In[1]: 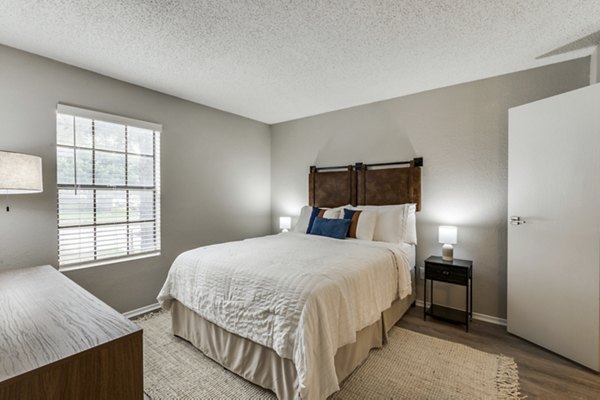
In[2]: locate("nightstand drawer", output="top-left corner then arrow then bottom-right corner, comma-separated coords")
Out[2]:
425,263 -> 468,285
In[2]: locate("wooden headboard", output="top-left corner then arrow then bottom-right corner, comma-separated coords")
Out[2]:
308,158 -> 423,211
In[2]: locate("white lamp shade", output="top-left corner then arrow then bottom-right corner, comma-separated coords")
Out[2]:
279,216 -> 291,230
0,151 -> 43,194
438,225 -> 457,245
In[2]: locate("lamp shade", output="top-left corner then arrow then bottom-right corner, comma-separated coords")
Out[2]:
0,151 -> 43,194
279,216 -> 291,230
438,225 -> 457,245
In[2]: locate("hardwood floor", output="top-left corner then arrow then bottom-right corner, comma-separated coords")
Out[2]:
398,306 -> 600,399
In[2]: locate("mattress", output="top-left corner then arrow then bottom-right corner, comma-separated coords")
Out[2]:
158,233 -> 413,399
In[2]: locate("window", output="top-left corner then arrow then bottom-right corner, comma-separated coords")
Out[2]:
56,104 -> 161,268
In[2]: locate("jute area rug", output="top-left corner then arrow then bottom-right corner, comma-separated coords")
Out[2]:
138,311 -> 521,399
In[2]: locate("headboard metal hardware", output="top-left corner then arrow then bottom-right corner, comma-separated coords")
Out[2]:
310,165 -> 353,172
363,157 -> 423,168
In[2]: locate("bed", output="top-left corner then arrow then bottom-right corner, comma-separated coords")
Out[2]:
158,158 -> 423,399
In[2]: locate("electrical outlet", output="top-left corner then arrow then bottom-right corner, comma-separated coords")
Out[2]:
419,266 -> 425,280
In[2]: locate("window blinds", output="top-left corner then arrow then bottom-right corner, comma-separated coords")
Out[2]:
56,105 -> 161,267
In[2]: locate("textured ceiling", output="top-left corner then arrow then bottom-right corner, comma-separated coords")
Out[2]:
1,1 -> 599,124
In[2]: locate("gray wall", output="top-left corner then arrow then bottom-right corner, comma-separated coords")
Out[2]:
0,44 -> 272,313
270,57 -> 590,319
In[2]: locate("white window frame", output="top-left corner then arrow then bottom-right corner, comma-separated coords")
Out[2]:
56,104 -> 161,270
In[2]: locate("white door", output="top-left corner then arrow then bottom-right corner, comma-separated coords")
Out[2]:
507,84 -> 600,371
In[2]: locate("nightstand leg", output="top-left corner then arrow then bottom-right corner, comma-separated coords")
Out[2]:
423,277 -> 427,320
465,283 -> 469,332
469,277 -> 473,321
430,279 -> 433,310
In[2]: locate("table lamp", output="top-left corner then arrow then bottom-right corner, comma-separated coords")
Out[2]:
0,151 -> 43,211
438,225 -> 457,261
279,216 -> 291,232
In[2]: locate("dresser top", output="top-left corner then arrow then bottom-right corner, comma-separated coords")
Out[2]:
0,265 -> 141,383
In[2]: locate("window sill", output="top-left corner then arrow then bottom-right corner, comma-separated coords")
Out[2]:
59,251 -> 161,272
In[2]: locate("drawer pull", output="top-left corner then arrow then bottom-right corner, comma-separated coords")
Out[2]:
442,271 -> 450,275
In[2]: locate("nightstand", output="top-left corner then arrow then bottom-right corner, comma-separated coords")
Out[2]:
424,256 -> 473,331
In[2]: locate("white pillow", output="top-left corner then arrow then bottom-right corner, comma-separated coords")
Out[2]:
324,205 -> 346,219
404,203 -> 417,245
292,206 -> 344,233
293,205 -> 312,233
356,205 -> 403,243
340,207 -> 377,241
355,204 -> 417,244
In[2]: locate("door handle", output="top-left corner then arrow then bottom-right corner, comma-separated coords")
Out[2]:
510,216 -> 526,225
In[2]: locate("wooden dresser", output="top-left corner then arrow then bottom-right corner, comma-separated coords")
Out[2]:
0,265 -> 143,399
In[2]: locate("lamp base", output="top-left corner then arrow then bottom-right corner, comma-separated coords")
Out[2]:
442,244 -> 454,261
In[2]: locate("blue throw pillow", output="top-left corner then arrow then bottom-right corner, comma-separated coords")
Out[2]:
306,207 -> 325,233
309,217 -> 351,240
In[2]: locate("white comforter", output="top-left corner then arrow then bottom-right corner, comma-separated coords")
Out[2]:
157,233 -> 412,399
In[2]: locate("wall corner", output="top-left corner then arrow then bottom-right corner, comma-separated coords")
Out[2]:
590,46 -> 599,85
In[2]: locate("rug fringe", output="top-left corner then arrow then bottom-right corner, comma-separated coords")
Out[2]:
133,308 -> 166,322
496,355 -> 526,399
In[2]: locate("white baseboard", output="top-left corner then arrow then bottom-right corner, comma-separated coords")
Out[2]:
415,300 -> 507,326
122,301 -> 507,326
123,302 -> 161,319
